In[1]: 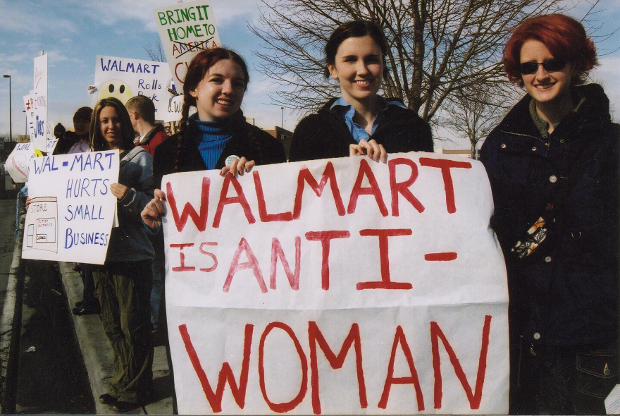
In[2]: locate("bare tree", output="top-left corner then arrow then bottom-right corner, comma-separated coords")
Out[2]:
249,0 -> 564,121
437,83 -> 520,159
144,38 -> 167,62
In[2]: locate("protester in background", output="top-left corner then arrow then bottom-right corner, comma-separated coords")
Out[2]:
289,20 -> 433,163
126,95 -> 169,155
67,106 -> 92,154
125,94 -> 169,333
141,47 -> 286,231
90,97 -> 155,413
51,123 -> 70,155
480,13 -> 619,414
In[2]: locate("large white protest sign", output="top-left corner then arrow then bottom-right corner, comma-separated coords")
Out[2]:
32,55 -> 48,152
153,1 -> 221,87
22,151 -> 120,264
162,153 -> 509,414
92,55 -> 174,120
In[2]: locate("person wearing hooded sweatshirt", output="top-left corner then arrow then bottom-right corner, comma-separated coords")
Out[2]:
480,13 -> 619,415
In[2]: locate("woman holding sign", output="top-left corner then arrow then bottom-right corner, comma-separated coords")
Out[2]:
289,20 -> 433,163
480,14 -> 619,414
90,97 -> 156,413
142,47 -> 286,228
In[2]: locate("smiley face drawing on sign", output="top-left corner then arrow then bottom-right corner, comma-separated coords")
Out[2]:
98,79 -> 133,104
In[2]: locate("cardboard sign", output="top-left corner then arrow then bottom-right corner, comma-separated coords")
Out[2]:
92,55 -> 174,119
152,0 -> 221,87
162,153 -> 509,414
4,140 -> 60,183
32,55 -> 48,152
22,151 -> 120,264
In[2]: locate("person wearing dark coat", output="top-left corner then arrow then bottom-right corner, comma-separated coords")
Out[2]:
290,20 -> 433,163
480,13 -> 619,415
290,97 -> 433,162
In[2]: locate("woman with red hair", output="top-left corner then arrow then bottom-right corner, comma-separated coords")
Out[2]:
481,14 -> 619,414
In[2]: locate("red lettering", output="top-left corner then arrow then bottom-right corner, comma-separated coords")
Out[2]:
425,252 -> 457,261
293,162 -> 345,219
419,158 -> 472,214
170,243 -> 195,272
389,158 -> 425,215
213,174 -> 255,228
356,229 -> 413,290
308,321 -> 367,414
347,159 -> 388,216
305,231 -> 351,290
431,315 -> 492,410
166,178 -> 209,232
259,322 -> 308,413
378,325 -> 425,410
199,242 -> 218,272
253,171 -> 293,222
270,237 -> 301,290
224,238 -> 267,293
179,323 -> 253,413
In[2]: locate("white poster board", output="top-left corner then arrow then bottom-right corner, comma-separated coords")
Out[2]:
92,55 -> 174,120
162,153 -> 509,414
22,151 -> 120,264
23,93 -> 35,142
33,55 -> 48,153
4,140 -> 59,183
152,1 -> 221,87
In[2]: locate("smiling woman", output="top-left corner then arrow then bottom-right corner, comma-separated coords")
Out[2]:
480,13 -> 619,415
88,97 -> 156,413
289,20 -> 433,164
141,47 -> 286,233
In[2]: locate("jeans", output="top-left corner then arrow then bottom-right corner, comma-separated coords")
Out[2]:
149,232 -> 165,331
93,260 -> 154,404
536,343 -> 618,414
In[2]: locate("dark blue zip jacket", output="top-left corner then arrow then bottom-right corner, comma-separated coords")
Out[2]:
480,83 -> 619,347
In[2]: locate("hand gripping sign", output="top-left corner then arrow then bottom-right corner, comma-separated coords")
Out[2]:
162,153 -> 509,414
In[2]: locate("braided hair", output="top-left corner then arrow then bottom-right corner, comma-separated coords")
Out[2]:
174,48 -> 250,172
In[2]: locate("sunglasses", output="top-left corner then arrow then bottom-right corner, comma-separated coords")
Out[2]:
519,59 -> 567,75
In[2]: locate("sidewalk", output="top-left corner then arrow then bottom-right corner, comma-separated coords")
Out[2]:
58,262 -> 175,415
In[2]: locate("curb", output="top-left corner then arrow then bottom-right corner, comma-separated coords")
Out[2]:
58,262 -> 175,415
0,221 -> 25,413
58,262 -> 115,415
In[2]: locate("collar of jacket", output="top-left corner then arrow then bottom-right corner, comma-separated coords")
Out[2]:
499,83 -> 611,142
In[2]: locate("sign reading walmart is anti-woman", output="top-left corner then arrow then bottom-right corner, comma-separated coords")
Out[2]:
163,153 -> 509,414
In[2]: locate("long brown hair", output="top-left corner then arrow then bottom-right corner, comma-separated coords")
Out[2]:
174,48 -> 249,171
90,97 -> 135,151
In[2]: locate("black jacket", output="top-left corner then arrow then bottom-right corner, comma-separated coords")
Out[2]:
289,98 -> 433,162
480,83 -> 619,346
153,111 -> 287,188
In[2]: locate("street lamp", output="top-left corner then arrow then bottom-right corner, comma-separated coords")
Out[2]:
3,75 -> 11,142
281,107 -> 284,129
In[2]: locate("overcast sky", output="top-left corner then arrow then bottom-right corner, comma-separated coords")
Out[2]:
0,0 -> 619,150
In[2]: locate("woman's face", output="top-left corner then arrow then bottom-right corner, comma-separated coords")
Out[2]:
189,59 -> 246,121
99,106 -> 122,149
327,35 -> 384,106
520,39 -> 573,106
74,118 -> 89,138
